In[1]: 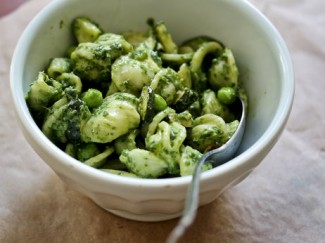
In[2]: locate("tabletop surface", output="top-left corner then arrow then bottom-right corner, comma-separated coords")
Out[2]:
1,0 -> 324,242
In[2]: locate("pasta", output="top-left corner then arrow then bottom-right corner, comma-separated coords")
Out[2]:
25,17 -> 247,178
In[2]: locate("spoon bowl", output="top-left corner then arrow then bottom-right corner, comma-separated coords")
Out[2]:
167,96 -> 246,243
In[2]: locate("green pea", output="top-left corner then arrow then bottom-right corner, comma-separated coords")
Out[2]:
217,87 -> 236,105
154,94 -> 168,111
82,88 -> 103,109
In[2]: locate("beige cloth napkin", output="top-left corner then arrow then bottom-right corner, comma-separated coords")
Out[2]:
1,0 -> 324,242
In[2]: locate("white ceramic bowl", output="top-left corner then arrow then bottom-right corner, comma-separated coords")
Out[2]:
10,0 -> 294,222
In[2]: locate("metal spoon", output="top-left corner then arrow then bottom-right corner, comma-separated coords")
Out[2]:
167,97 -> 246,243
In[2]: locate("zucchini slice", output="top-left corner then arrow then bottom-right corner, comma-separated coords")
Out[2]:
173,88 -> 199,112
138,86 -> 155,122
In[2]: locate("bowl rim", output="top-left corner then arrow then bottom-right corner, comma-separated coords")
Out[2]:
10,0 -> 294,189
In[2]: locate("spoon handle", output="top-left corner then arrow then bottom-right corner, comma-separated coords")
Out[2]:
166,158 -> 206,243
167,97 -> 246,243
